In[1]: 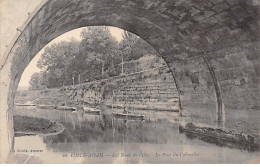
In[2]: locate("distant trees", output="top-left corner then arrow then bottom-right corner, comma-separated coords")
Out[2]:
30,26 -> 161,89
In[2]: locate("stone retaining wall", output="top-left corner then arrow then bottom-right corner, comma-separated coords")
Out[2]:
62,66 -> 179,112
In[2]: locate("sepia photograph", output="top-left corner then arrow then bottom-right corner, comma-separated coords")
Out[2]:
0,0 -> 259,164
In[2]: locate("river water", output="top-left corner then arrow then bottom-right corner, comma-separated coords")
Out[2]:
13,106 -> 259,163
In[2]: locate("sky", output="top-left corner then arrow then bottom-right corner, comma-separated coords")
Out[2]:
0,0 -> 124,88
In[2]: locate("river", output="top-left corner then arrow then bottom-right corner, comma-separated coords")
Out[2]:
13,106 -> 259,163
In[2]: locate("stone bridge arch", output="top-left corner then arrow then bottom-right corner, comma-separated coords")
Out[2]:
0,0 -> 259,162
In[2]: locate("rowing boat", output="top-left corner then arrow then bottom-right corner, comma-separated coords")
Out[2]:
112,112 -> 145,119
56,106 -> 76,111
15,103 -> 35,107
83,106 -> 100,115
36,104 -> 57,110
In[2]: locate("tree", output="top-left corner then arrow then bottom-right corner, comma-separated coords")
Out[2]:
37,39 -> 80,87
29,72 -> 47,90
118,30 -> 139,61
117,30 -> 160,62
76,27 -> 120,82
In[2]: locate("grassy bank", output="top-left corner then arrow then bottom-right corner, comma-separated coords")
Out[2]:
15,89 -> 81,107
13,115 -> 64,135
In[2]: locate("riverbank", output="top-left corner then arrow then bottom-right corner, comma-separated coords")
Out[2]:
13,115 -> 65,136
179,123 -> 260,152
15,89 -> 76,107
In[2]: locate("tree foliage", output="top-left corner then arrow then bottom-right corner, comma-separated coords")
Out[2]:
29,72 -> 47,90
30,27 -> 160,89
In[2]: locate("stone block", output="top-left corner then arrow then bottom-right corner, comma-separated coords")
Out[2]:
193,10 -> 215,21
178,20 -> 193,29
212,2 -> 230,12
226,0 -> 240,6
189,94 -> 205,103
253,64 -> 260,76
231,5 -> 248,19
210,0 -> 224,5
189,7 -> 201,16
245,50 -> 260,61
215,11 -> 231,22
194,0 -> 214,10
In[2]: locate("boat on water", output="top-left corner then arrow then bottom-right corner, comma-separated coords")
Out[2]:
71,110 -> 77,114
36,104 -> 57,110
15,103 -> 35,107
83,106 -> 101,115
112,112 -> 145,120
56,106 -> 76,111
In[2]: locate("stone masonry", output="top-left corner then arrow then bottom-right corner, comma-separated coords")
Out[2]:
67,66 -> 179,112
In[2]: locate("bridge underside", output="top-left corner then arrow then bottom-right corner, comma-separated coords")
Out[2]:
0,0 -> 259,162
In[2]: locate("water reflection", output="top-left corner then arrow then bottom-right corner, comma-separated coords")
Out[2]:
13,106 -> 260,163
44,115 -> 172,145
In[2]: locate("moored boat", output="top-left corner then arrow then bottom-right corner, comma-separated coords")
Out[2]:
15,103 -> 36,107
83,106 -> 101,115
112,112 -> 145,120
36,104 -> 57,110
56,106 -> 76,111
